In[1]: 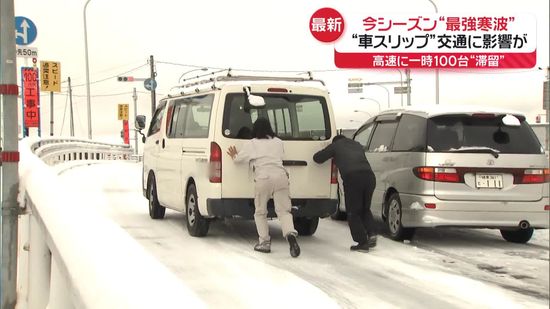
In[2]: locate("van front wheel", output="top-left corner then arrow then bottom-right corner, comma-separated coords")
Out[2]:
185,184 -> 209,237
386,193 -> 415,241
147,177 -> 165,219
294,217 -> 319,236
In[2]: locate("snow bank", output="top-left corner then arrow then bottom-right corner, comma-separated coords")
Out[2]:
18,139 -> 205,309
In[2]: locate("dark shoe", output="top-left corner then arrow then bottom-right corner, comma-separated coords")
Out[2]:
287,234 -> 300,258
367,235 -> 377,248
254,241 -> 271,253
350,242 -> 370,252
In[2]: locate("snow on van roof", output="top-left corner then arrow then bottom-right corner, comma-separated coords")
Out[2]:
383,104 -> 525,118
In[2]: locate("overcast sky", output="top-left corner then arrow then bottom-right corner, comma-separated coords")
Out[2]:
13,0 -> 550,141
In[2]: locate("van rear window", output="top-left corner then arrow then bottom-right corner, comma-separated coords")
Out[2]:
222,93 -> 331,140
427,115 -> 543,154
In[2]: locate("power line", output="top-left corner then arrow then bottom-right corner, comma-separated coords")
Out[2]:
156,60 -> 343,73
61,63 -> 148,88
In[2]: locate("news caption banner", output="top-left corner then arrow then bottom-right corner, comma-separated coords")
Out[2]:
309,8 -> 537,69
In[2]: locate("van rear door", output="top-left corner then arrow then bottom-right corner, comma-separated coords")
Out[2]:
217,85 -> 335,200
426,114 -> 547,202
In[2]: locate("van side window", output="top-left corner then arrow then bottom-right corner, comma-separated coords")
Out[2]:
354,123 -> 374,148
147,102 -> 167,136
171,94 -> 214,138
165,102 -> 176,136
393,115 -> 427,152
367,121 -> 398,152
169,100 -> 187,138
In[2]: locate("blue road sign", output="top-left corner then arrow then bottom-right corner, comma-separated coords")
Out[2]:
144,78 -> 157,91
15,16 -> 37,46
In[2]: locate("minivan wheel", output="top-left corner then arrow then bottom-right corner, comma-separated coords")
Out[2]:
185,184 -> 209,237
500,228 -> 534,243
386,193 -> 415,241
331,188 -> 347,221
294,217 -> 319,236
147,177 -> 165,219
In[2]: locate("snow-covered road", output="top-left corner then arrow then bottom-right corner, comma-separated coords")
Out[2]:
59,161 -> 549,308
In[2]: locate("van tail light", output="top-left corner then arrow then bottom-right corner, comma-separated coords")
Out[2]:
330,159 -> 338,184
209,142 -> 222,183
267,87 -> 288,93
424,203 -> 436,209
516,168 -> 550,184
545,205 -> 550,211
413,167 -> 460,183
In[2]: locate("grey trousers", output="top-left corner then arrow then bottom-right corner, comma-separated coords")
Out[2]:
254,172 -> 297,243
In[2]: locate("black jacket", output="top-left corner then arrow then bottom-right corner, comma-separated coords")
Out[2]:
313,137 -> 372,180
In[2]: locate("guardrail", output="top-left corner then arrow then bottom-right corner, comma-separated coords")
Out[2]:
28,137 -> 134,165
17,137 -> 204,309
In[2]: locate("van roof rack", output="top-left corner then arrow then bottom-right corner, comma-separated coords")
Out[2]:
167,68 -> 326,98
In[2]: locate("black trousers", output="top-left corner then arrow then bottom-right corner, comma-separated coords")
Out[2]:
342,170 -> 376,244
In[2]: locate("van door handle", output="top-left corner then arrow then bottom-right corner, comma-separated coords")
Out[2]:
283,160 -> 307,166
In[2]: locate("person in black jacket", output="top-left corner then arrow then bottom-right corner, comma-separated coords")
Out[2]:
313,135 -> 377,252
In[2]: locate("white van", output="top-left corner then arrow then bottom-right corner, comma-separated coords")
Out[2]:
136,73 -> 338,237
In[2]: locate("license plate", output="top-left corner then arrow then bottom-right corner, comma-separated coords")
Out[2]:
475,174 -> 503,189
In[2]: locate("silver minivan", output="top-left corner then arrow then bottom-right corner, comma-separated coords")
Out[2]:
336,105 -> 549,243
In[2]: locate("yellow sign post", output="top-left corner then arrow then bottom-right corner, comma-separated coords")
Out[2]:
40,61 -> 61,92
118,103 -> 129,121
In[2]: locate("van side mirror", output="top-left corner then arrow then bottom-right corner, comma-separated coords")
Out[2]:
135,115 -> 147,143
135,115 -> 146,130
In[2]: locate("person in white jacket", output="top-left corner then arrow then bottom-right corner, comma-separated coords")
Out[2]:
227,117 -> 300,258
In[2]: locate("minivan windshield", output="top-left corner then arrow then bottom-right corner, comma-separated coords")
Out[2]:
427,115 -> 543,154
222,93 -> 331,140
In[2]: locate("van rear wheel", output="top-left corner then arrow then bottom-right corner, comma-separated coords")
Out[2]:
500,228 -> 533,243
294,217 -> 319,236
185,184 -> 209,237
147,177 -> 165,219
386,193 -> 415,241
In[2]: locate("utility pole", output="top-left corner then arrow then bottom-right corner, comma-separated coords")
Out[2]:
1,0 -> 20,307
546,67 -> 549,153
149,55 -> 156,117
132,87 -> 138,155
68,77 -> 75,136
406,69 -> 411,106
83,0 -> 93,139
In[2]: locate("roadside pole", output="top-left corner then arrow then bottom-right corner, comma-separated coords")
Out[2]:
546,67 -> 549,153
0,0 -> 21,307
406,69 -> 411,106
132,87 -> 138,155
68,77 -> 74,136
49,92 -> 54,135
149,55 -> 156,117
